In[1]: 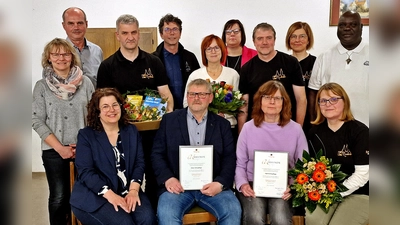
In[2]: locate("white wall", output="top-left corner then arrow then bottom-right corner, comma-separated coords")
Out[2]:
32,0 -> 369,171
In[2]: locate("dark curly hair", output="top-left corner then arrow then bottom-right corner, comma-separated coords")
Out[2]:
86,88 -> 129,131
252,80 -> 292,127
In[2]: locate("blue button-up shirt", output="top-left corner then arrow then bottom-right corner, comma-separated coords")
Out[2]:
187,109 -> 207,146
67,37 -> 103,88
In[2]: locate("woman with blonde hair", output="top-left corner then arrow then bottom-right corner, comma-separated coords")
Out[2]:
32,38 -> 94,225
285,21 -> 316,133
307,82 -> 369,225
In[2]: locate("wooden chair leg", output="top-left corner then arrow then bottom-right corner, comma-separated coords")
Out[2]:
70,161 -> 84,225
70,161 -> 77,225
292,215 -> 305,225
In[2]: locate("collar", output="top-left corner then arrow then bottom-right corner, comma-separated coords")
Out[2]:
163,47 -> 178,57
337,41 -> 366,54
187,108 -> 208,123
116,47 -> 144,62
66,37 -> 88,49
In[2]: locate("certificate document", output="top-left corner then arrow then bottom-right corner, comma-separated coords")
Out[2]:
253,151 -> 288,198
179,145 -> 213,190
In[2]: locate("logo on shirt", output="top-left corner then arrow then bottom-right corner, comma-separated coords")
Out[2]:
141,68 -> 154,79
337,144 -> 352,157
364,61 -> 369,66
272,69 -> 286,80
185,62 -> 191,72
303,71 -> 312,81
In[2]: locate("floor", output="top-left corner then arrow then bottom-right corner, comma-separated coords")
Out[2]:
32,172 -> 49,225
32,172 -> 215,225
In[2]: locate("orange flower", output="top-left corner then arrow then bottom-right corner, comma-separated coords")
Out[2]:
312,170 -> 326,182
296,173 -> 309,184
315,162 -> 327,171
308,190 -> 321,201
327,180 -> 337,192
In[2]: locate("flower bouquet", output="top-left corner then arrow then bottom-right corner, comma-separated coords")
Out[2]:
207,80 -> 245,116
288,150 -> 348,213
123,89 -> 167,122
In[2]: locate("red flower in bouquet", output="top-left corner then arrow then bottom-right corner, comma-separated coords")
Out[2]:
296,173 -> 309,185
288,150 -> 349,213
327,180 -> 337,192
308,191 -> 321,201
312,170 -> 326,182
315,162 -> 327,171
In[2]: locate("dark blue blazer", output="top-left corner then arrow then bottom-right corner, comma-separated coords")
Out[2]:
151,108 -> 236,195
70,124 -> 145,212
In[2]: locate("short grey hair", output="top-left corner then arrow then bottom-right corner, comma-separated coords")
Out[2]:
116,14 -> 139,31
252,22 -> 276,41
187,79 -> 212,93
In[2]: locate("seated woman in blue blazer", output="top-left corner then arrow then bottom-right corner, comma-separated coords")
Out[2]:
70,88 -> 156,225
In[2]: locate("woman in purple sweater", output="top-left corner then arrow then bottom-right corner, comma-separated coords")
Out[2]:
235,80 -> 308,225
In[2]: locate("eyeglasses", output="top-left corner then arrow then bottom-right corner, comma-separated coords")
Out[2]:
261,95 -> 283,102
101,103 -> 121,112
187,92 -> 211,99
225,29 -> 241,35
205,46 -> 221,53
318,97 -> 343,106
50,53 -> 72,58
164,27 -> 179,33
290,34 -> 307,40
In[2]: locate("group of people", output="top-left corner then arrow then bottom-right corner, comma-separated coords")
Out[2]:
32,6 -> 369,225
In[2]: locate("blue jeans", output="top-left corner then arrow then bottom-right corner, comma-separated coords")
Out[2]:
71,190 -> 157,225
42,149 -> 71,225
157,190 -> 241,225
237,191 -> 293,225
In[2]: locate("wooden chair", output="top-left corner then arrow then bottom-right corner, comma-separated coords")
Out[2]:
182,205 -> 217,225
69,161 -> 83,225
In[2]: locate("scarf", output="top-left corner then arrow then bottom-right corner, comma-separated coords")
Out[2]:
42,65 -> 83,100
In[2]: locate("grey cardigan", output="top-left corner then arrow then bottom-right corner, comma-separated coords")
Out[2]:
32,76 -> 94,150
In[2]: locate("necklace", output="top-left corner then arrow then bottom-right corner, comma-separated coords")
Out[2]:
346,51 -> 353,64
206,66 -> 222,78
227,55 -> 241,70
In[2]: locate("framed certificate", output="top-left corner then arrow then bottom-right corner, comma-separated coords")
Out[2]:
179,145 -> 213,190
253,151 -> 288,198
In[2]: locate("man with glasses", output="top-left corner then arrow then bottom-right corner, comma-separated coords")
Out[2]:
238,22 -> 307,133
308,11 -> 369,127
62,7 -> 103,87
153,14 -> 200,109
97,14 -> 174,211
152,78 -> 241,225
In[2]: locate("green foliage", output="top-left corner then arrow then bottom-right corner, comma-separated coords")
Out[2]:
288,149 -> 349,214
208,81 -> 245,116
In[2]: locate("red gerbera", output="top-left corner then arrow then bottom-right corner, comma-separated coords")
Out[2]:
296,173 -> 309,185
327,180 -> 337,192
308,190 -> 321,201
312,170 -> 326,182
315,162 -> 327,171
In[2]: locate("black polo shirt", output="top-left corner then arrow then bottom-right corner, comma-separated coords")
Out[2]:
97,48 -> 169,95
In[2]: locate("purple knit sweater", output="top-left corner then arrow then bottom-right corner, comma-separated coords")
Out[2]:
235,119 -> 308,191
